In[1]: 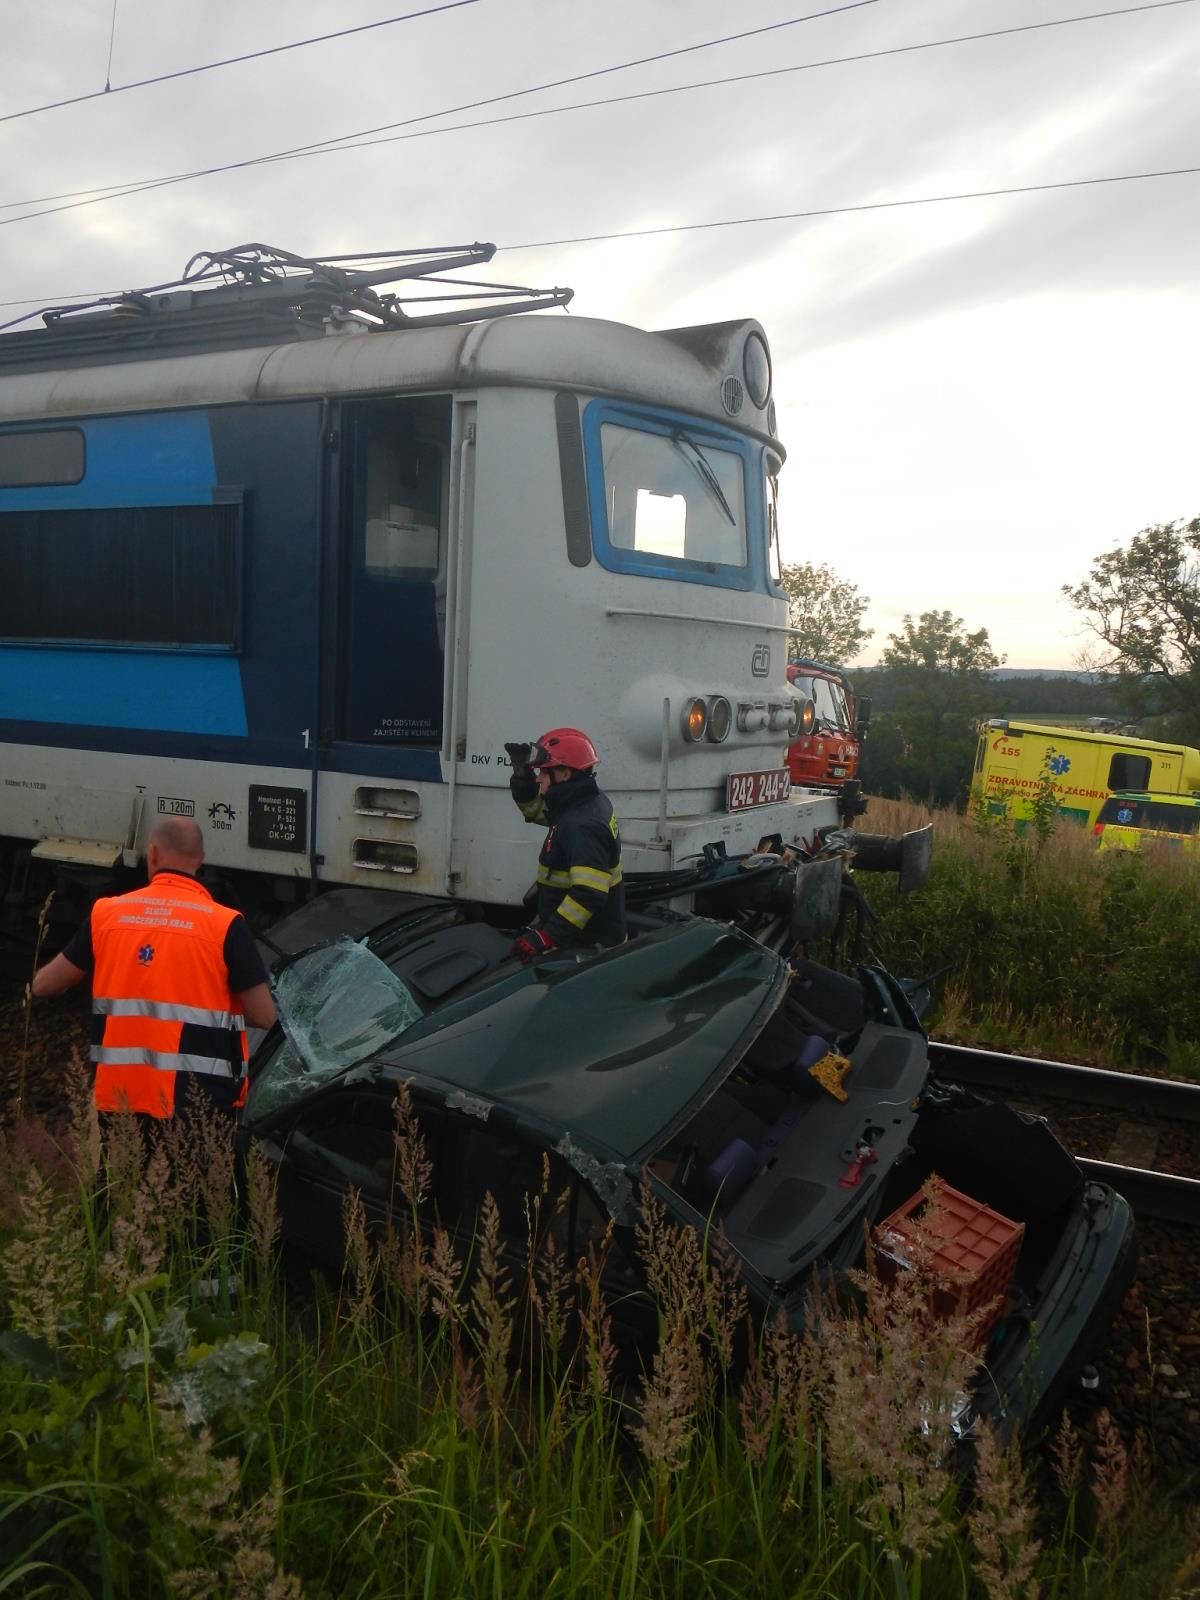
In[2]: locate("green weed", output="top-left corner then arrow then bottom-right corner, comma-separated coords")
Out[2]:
866,797 -> 1200,1071
0,1081 -> 1195,1598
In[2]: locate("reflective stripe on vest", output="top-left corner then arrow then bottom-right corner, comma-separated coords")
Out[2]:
89,872 -> 248,1118
92,997 -> 246,1031
91,1047 -> 241,1077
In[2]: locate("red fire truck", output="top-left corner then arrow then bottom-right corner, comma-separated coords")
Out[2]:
786,661 -> 870,798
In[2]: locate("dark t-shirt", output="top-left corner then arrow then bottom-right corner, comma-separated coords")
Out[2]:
63,876 -> 269,994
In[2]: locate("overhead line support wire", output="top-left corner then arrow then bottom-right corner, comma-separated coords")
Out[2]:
0,0 -> 882,224
1,0 -> 482,126
248,0 -> 1200,170
499,165 -> 1200,252
1,163 -> 1196,315
0,0 -> 1190,222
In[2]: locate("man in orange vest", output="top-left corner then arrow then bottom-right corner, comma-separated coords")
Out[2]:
32,816 -> 276,1120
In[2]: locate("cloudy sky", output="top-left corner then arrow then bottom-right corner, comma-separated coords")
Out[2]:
3,0 -> 1197,666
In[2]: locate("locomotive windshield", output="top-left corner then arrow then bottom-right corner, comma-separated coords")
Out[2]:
600,421 -> 746,566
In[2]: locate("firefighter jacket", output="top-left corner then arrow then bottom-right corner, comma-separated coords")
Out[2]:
88,872 -> 250,1118
510,771 -> 626,948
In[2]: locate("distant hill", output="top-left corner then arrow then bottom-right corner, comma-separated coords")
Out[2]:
852,667 -> 1130,721
989,668 -> 1104,681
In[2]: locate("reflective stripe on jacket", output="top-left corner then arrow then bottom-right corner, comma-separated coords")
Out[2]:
511,771 -> 626,948
89,872 -> 248,1118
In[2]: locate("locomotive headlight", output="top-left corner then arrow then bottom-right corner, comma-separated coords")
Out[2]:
682,697 -> 708,742
706,695 -> 732,743
743,332 -> 772,409
798,698 -> 815,736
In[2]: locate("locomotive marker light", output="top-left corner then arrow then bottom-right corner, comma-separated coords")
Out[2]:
736,701 -> 768,734
742,332 -> 772,410
705,696 -> 733,744
682,697 -> 709,743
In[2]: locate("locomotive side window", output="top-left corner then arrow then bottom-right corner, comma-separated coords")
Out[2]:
0,429 -> 85,488
764,453 -> 783,586
0,501 -> 239,648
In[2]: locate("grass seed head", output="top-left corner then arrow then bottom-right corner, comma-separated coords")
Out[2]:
392,1081 -> 432,1209
1050,1410 -> 1084,1500
1090,1408 -> 1130,1532
967,1419 -> 1042,1600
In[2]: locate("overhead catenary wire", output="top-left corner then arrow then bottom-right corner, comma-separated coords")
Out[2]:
0,0 -> 882,221
1,0 -> 483,126
0,0 -> 1189,225
499,165 -> 1200,252
225,1 -> 1200,173
0,162 -> 1196,315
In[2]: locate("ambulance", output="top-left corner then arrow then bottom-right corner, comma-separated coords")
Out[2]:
972,720 -> 1200,828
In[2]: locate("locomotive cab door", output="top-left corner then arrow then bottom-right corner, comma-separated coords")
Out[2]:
336,397 -> 451,748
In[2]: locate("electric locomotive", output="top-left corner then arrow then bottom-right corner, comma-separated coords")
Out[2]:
0,243 -> 846,927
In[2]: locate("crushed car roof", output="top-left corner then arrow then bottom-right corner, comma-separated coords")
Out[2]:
260,919 -> 790,1164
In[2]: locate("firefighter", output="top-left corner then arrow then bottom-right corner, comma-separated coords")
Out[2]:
503,727 -> 626,961
31,816 -> 276,1120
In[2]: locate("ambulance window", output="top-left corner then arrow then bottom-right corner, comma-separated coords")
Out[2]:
1108,754 -> 1151,790
1145,802 -> 1199,834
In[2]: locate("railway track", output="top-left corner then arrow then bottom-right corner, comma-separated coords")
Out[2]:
927,1040 -> 1200,1227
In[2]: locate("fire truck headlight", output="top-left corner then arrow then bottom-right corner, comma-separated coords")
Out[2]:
682,697 -> 708,742
706,696 -> 732,743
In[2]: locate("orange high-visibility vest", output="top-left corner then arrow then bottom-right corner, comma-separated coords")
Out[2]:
89,872 -> 249,1118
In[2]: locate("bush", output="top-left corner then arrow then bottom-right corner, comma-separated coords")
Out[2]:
865,798 -> 1200,1068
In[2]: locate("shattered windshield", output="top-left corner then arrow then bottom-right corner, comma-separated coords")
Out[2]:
245,938 -> 424,1122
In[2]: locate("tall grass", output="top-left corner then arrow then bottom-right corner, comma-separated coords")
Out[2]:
863,797 -> 1200,1072
2,1070 -> 1197,1597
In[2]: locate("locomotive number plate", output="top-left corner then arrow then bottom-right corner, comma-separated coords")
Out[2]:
726,767 -> 791,812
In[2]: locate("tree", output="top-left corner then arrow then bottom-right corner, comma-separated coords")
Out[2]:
1063,517 -> 1200,740
879,611 -> 1003,806
779,561 -> 872,664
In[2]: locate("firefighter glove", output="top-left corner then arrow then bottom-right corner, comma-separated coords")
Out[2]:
511,927 -> 557,963
504,741 -> 543,776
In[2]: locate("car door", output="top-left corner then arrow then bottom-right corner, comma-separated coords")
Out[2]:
269,1086 -> 446,1265
442,1115 -> 651,1346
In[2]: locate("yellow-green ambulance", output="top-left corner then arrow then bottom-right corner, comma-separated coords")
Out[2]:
972,720 -> 1200,828
1094,791 -> 1200,854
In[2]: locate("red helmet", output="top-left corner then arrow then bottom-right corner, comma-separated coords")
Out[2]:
535,727 -> 599,771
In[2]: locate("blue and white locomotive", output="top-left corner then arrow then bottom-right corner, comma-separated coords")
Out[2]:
0,244 -> 839,921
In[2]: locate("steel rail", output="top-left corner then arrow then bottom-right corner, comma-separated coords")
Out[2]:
927,1040 -> 1200,1123
1078,1160 -> 1200,1227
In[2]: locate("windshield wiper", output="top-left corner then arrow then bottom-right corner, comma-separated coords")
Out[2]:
670,427 -> 736,527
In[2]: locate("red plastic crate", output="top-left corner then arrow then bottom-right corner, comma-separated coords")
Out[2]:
872,1181 -> 1025,1347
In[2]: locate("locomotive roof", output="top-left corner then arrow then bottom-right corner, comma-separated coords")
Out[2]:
0,312 -> 778,442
